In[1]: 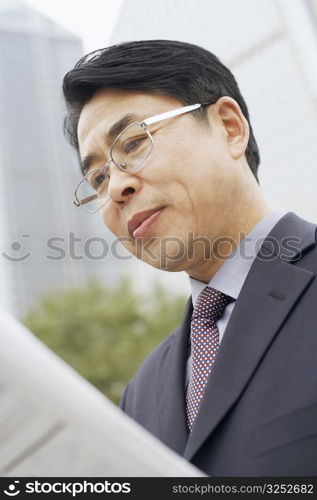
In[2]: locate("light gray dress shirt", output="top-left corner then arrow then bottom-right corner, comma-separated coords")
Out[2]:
186,207 -> 288,387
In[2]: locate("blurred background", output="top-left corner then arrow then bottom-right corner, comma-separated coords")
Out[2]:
1,0 -> 317,403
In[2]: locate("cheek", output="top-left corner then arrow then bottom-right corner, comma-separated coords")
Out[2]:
102,207 -> 123,237
103,209 -> 137,254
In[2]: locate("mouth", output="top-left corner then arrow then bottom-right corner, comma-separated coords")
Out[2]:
128,207 -> 165,239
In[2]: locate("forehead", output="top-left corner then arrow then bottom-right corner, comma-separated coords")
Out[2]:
77,89 -> 182,159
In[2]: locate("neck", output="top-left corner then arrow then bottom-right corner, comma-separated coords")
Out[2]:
186,187 -> 272,283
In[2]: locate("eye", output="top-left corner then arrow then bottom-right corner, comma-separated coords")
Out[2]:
123,136 -> 147,154
89,171 -> 109,191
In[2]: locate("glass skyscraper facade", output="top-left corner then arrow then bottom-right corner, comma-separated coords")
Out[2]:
0,0 -> 120,316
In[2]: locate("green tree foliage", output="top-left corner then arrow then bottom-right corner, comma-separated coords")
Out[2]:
23,278 -> 187,405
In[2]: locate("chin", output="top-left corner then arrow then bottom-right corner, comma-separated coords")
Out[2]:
148,256 -> 187,273
131,232 -> 190,270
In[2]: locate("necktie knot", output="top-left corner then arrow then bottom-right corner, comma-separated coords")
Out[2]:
192,286 -> 232,324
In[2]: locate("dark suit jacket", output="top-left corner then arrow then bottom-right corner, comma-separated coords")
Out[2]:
120,212 -> 317,476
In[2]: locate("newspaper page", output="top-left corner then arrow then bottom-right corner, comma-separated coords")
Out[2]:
0,307 -> 204,477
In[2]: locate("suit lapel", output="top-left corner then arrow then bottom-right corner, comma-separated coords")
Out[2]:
184,212 -> 316,461
156,297 -> 192,455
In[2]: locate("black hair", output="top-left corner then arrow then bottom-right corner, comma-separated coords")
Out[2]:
63,39 -> 260,182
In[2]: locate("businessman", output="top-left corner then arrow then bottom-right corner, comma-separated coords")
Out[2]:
63,40 -> 317,476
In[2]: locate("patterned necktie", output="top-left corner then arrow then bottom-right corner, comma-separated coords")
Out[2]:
186,286 -> 232,431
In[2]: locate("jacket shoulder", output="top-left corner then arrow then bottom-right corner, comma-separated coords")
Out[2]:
119,327 -> 179,413
120,298 -> 192,413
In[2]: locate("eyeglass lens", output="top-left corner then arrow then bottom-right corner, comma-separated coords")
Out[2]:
76,123 -> 153,213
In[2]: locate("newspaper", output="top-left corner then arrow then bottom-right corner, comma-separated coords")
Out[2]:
0,307 -> 203,477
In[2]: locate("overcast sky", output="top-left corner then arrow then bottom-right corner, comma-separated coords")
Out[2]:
25,0 -> 125,52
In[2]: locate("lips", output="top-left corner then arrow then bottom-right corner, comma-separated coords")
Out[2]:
128,207 -> 164,238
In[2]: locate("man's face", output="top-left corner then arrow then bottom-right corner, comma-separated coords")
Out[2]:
78,89 -> 241,275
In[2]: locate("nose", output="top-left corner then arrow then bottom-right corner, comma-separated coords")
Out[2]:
107,164 -> 142,203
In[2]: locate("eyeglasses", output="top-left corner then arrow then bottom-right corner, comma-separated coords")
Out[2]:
73,101 -> 214,214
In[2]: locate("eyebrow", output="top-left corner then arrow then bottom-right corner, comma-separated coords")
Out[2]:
79,112 -> 143,177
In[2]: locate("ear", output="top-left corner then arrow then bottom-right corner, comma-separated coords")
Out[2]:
209,96 -> 250,160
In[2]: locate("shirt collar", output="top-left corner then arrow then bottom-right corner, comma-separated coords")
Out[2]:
189,207 -> 288,306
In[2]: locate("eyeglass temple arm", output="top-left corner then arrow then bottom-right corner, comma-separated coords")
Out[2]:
73,193 -> 97,207
143,102 -> 212,127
